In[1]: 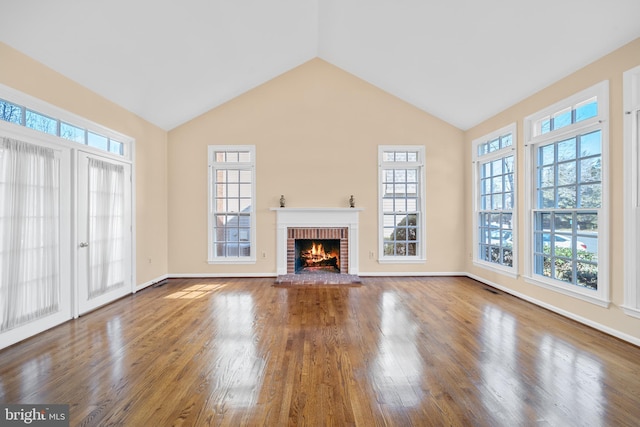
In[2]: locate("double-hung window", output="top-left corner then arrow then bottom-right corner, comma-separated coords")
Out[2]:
378,146 -> 426,262
623,65 -> 640,318
473,124 -> 517,275
524,81 -> 609,306
208,146 -> 256,263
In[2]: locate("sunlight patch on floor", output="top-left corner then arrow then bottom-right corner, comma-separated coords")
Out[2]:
164,284 -> 226,299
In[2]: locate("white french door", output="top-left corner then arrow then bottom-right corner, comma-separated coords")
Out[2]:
0,133 -> 72,349
76,151 -> 132,315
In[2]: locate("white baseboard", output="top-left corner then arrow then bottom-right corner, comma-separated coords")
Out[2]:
358,271 -> 466,277
169,272 -> 278,279
135,274 -> 169,292
466,272 -> 640,347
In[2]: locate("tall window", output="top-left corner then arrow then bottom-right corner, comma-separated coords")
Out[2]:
378,146 -> 425,262
208,146 -> 256,263
473,124 -> 517,274
623,65 -> 640,319
524,81 -> 608,306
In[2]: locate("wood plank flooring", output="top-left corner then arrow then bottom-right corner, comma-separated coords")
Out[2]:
1,276 -> 639,426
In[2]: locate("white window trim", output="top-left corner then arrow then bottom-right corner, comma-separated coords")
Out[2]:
472,123 -> 518,278
523,81 -> 610,307
377,145 -> 426,263
623,65 -> 640,318
207,145 -> 257,264
0,83 -> 133,161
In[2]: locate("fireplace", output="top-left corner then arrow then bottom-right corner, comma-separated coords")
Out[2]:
272,208 -> 362,276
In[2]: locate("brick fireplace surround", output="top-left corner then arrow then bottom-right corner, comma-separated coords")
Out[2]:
272,208 -> 362,277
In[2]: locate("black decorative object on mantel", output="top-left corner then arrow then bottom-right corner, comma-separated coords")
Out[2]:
349,195 -> 355,208
280,195 -> 286,208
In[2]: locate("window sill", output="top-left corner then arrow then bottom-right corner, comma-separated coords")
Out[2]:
524,275 -> 609,308
208,258 -> 256,265
378,257 -> 426,264
472,260 -> 518,279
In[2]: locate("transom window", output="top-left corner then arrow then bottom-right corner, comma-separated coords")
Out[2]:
525,81 -> 608,306
0,88 -> 128,158
378,146 -> 425,262
208,146 -> 256,263
473,124 -> 517,274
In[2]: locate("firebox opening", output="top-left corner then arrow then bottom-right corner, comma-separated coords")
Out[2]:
295,239 -> 340,274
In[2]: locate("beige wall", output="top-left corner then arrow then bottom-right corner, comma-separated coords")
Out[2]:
168,59 -> 466,275
464,37 -> 640,343
0,42 -> 169,286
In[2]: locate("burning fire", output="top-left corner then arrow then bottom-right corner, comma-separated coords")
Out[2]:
299,240 -> 339,270
309,242 -> 326,260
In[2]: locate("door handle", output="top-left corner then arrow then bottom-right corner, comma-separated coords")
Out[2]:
79,242 -> 89,248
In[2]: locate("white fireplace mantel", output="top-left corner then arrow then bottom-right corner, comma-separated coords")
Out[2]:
271,208 -> 363,275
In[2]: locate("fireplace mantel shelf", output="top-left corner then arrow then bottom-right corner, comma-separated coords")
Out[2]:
270,207 -> 364,212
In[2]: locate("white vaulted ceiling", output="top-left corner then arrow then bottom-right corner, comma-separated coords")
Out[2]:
1,0 -> 639,131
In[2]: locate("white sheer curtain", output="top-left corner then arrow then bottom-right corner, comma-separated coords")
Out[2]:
0,137 -> 60,332
88,158 -> 125,299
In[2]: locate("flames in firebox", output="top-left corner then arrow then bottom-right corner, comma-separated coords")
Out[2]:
297,240 -> 340,272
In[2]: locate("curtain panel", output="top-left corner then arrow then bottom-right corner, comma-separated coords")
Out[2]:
0,137 -> 60,332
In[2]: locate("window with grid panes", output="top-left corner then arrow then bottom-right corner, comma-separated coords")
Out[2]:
379,146 -> 425,261
473,124 -> 516,273
208,146 -> 255,263
524,81 -> 608,305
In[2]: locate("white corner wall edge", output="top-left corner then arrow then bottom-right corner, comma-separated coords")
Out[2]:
466,272 -> 640,347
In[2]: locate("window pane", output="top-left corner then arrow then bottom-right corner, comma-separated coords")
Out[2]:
553,108 -> 572,130
580,158 -> 601,183
540,144 -> 554,166
575,99 -> 597,122
558,162 -> 576,186
501,133 -> 513,148
576,213 -> 597,232
541,189 -> 555,208
579,131 -> 601,157
60,122 -> 85,143
26,110 -> 57,135
576,263 -> 597,289
557,138 -> 576,161
0,99 -> 23,124
579,184 -> 601,208
88,132 -> 108,150
558,186 -> 577,208
539,166 -> 554,188
109,139 -> 124,155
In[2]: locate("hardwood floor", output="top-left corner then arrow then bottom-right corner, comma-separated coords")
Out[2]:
1,276 -> 639,426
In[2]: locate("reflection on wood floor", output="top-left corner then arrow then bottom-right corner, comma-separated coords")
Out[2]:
1,276 -> 639,426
